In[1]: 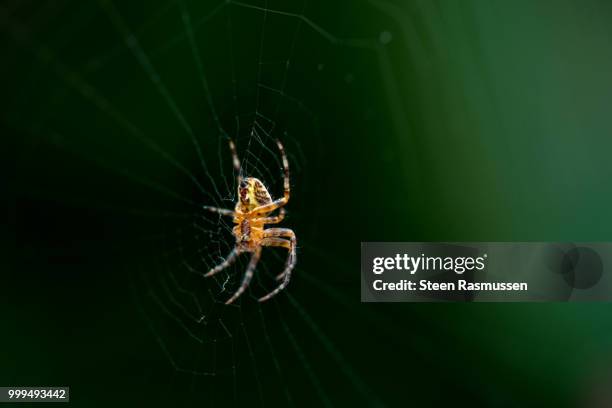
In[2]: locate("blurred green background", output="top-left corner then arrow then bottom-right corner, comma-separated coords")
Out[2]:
5,0 -> 612,406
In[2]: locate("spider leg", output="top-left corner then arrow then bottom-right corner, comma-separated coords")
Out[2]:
259,228 -> 297,302
260,237 -> 291,280
225,248 -> 262,305
249,140 -> 290,216
263,227 -> 295,238
205,248 -> 241,277
263,229 -> 296,282
202,205 -> 234,217
228,139 -> 242,186
252,208 -> 285,224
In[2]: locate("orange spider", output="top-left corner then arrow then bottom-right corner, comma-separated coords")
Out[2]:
203,139 -> 296,304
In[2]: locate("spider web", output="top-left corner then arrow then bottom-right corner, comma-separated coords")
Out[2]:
6,0 -> 398,406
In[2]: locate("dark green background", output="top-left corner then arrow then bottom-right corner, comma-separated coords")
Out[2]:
6,0 -> 612,407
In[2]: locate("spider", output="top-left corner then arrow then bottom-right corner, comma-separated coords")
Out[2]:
202,138 -> 296,304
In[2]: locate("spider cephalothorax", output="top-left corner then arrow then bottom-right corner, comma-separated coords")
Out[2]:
202,139 -> 296,304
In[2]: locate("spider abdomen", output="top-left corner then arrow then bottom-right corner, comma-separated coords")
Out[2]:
238,177 -> 272,212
